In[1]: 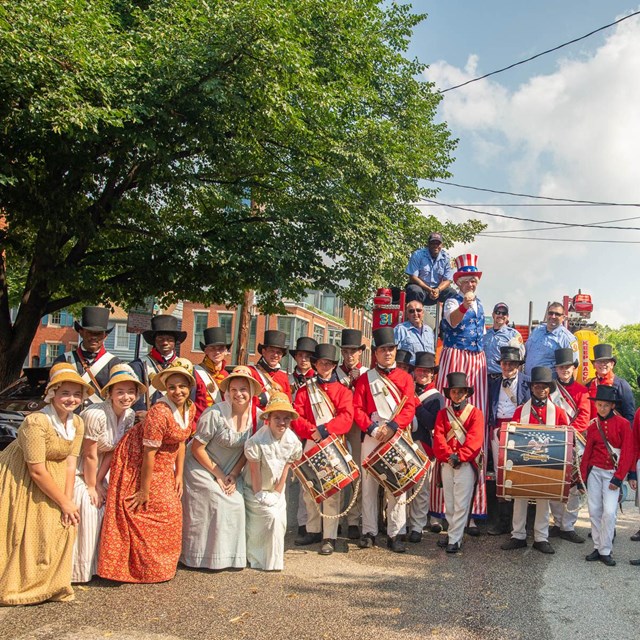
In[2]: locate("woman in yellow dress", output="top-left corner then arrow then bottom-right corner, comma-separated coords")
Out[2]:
0,363 -> 91,605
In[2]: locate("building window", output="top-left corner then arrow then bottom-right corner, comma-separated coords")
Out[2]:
313,324 -> 325,344
328,328 -> 341,346
41,343 -> 63,366
296,319 -> 309,341
192,311 -> 209,351
248,316 -> 258,354
277,317 -> 293,346
112,323 -> 129,350
218,313 -> 234,346
49,311 -> 62,326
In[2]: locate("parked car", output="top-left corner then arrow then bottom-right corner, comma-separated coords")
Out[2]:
0,367 -> 49,450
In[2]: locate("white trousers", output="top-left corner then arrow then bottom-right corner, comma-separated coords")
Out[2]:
345,423 -> 363,527
511,498 -> 550,542
407,463 -> 432,533
361,434 -> 406,538
549,487 -> 581,532
587,466 -> 619,556
297,485 -> 308,527
490,427 -> 500,475
441,462 -> 475,545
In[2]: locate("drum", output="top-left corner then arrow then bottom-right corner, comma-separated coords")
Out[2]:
362,429 -> 430,497
571,430 -> 587,485
497,423 -> 574,501
292,434 -> 360,504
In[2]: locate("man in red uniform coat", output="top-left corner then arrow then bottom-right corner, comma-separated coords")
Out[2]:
292,343 -> 354,555
249,330 -> 292,406
630,406 -> 640,545
432,372 -> 484,554
581,385 -> 634,567
549,347 -> 591,543
193,326 -> 230,423
353,327 -> 415,553
502,367 -> 569,555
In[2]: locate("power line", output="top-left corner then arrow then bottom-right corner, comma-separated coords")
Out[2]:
477,233 -> 640,244
427,179 -> 640,206
438,10 -> 640,93
417,199 -> 640,230
480,214 -> 640,235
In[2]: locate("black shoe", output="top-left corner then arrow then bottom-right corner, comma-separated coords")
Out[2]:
408,530 -> 422,543
430,521 -> 443,533
347,525 -> 360,540
501,537 -> 527,551
599,554 -> 616,567
487,523 -> 510,536
445,542 -> 460,554
629,558 -> 640,566
559,530 -> 585,544
631,529 -> 640,542
319,539 -> 335,556
387,536 -> 406,553
548,525 -> 561,538
465,525 -> 480,537
358,533 -> 376,549
437,536 -> 449,548
399,533 -> 407,542
297,525 -> 307,536
294,532 -> 322,546
585,549 -> 601,561
532,541 -> 555,554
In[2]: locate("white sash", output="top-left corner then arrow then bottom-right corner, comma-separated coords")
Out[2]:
307,379 -> 336,425
551,384 -> 578,422
64,351 -> 115,404
336,367 -> 350,386
520,399 -> 556,425
418,388 -> 440,403
445,404 -> 473,444
194,365 -> 223,404
366,369 -> 399,423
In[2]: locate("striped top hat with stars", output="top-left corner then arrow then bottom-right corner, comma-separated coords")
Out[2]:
453,253 -> 482,284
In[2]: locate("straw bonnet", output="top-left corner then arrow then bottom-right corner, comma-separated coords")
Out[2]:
102,363 -> 147,397
44,362 -> 93,401
151,357 -> 196,391
261,392 -> 299,419
219,365 -> 262,397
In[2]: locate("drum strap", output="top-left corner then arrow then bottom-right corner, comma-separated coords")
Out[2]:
445,405 -> 473,444
194,365 -> 223,404
255,365 -> 283,394
367,369 -> 399,421
307,380 -> 336,425
552,384 -> 578,421
336,366 -> 351,388
520,399 -> 556,425
594,418 -> 620,470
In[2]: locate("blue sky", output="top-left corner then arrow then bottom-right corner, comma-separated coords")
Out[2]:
403,2 -> 640,327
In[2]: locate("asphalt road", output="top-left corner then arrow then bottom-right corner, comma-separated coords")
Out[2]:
2,488 -> 640,640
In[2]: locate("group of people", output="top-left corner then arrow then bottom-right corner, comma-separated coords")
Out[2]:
1,236 -> 640,607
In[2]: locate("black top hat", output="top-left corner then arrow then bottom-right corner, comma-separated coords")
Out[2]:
554,347 -> 578,367
290,336 -> 318,357
592,343 -> 616,364
590,384 -> 620,404
372,327 -> 396,350
340,329 -> 365,350
395,349 -> 414,369
74,306 -> 113,334
314,343 -> 340,364
199,327 -> 231,351
443,372 -> 474,399
258,330 -> 288,355
529,366 -> 556,393
497,346 -> 524,364
414,351 -> 439,371
142,314 -> 187,346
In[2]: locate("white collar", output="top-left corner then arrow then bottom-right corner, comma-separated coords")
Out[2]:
158,396 -> 191,430
43,404 -> 76,441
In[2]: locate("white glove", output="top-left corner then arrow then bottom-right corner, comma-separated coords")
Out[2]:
257,491 -> 280,507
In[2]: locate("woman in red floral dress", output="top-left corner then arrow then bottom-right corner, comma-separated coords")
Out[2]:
98,359 -> 196,583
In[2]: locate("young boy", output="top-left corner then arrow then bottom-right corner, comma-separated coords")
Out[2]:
580,385 -> 634,567
432,372 -> 484,554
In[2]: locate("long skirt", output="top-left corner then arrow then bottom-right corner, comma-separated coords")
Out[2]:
244,489 -> 287,571
72,474 -> 106,582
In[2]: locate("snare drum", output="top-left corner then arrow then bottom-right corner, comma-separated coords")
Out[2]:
497,423 -> 574,501
362,429 -> 430,497
292,434 -> 359,504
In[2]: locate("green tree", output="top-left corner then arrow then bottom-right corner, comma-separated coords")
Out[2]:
594,323 -> 640,406
0,0 -> 483,386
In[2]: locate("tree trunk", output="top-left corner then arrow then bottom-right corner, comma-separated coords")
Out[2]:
236,289 -> 253,365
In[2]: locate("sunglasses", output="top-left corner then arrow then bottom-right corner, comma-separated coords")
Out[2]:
494,310 -> 508,316
407,308 -> 423,314
547,311 -> 564,317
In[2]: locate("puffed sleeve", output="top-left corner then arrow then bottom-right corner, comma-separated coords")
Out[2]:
194,406 -> 222,445
71,415 -> 85,456
80,407 -> 107,442
142,403 -> 169,448
244,434 -> 262,463
18,413 -> 48,464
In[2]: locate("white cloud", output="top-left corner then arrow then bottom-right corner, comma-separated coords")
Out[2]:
422,11 -> 640,328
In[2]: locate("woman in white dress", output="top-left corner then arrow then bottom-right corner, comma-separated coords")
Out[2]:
72,364 -> 145,583
181,366 -> 262,570
243,393 -> 302,571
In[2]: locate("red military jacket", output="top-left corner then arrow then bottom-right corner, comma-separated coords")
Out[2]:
432,403 -> 484,465
580,413 -> 634,484
555,379 -> 590,433
353,366 -> 415,434
633,409 -> 640,466
193,362 -> 228,424
248,363 -> 292,405
291,378 -> 354,440
512,401 -> 569,426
